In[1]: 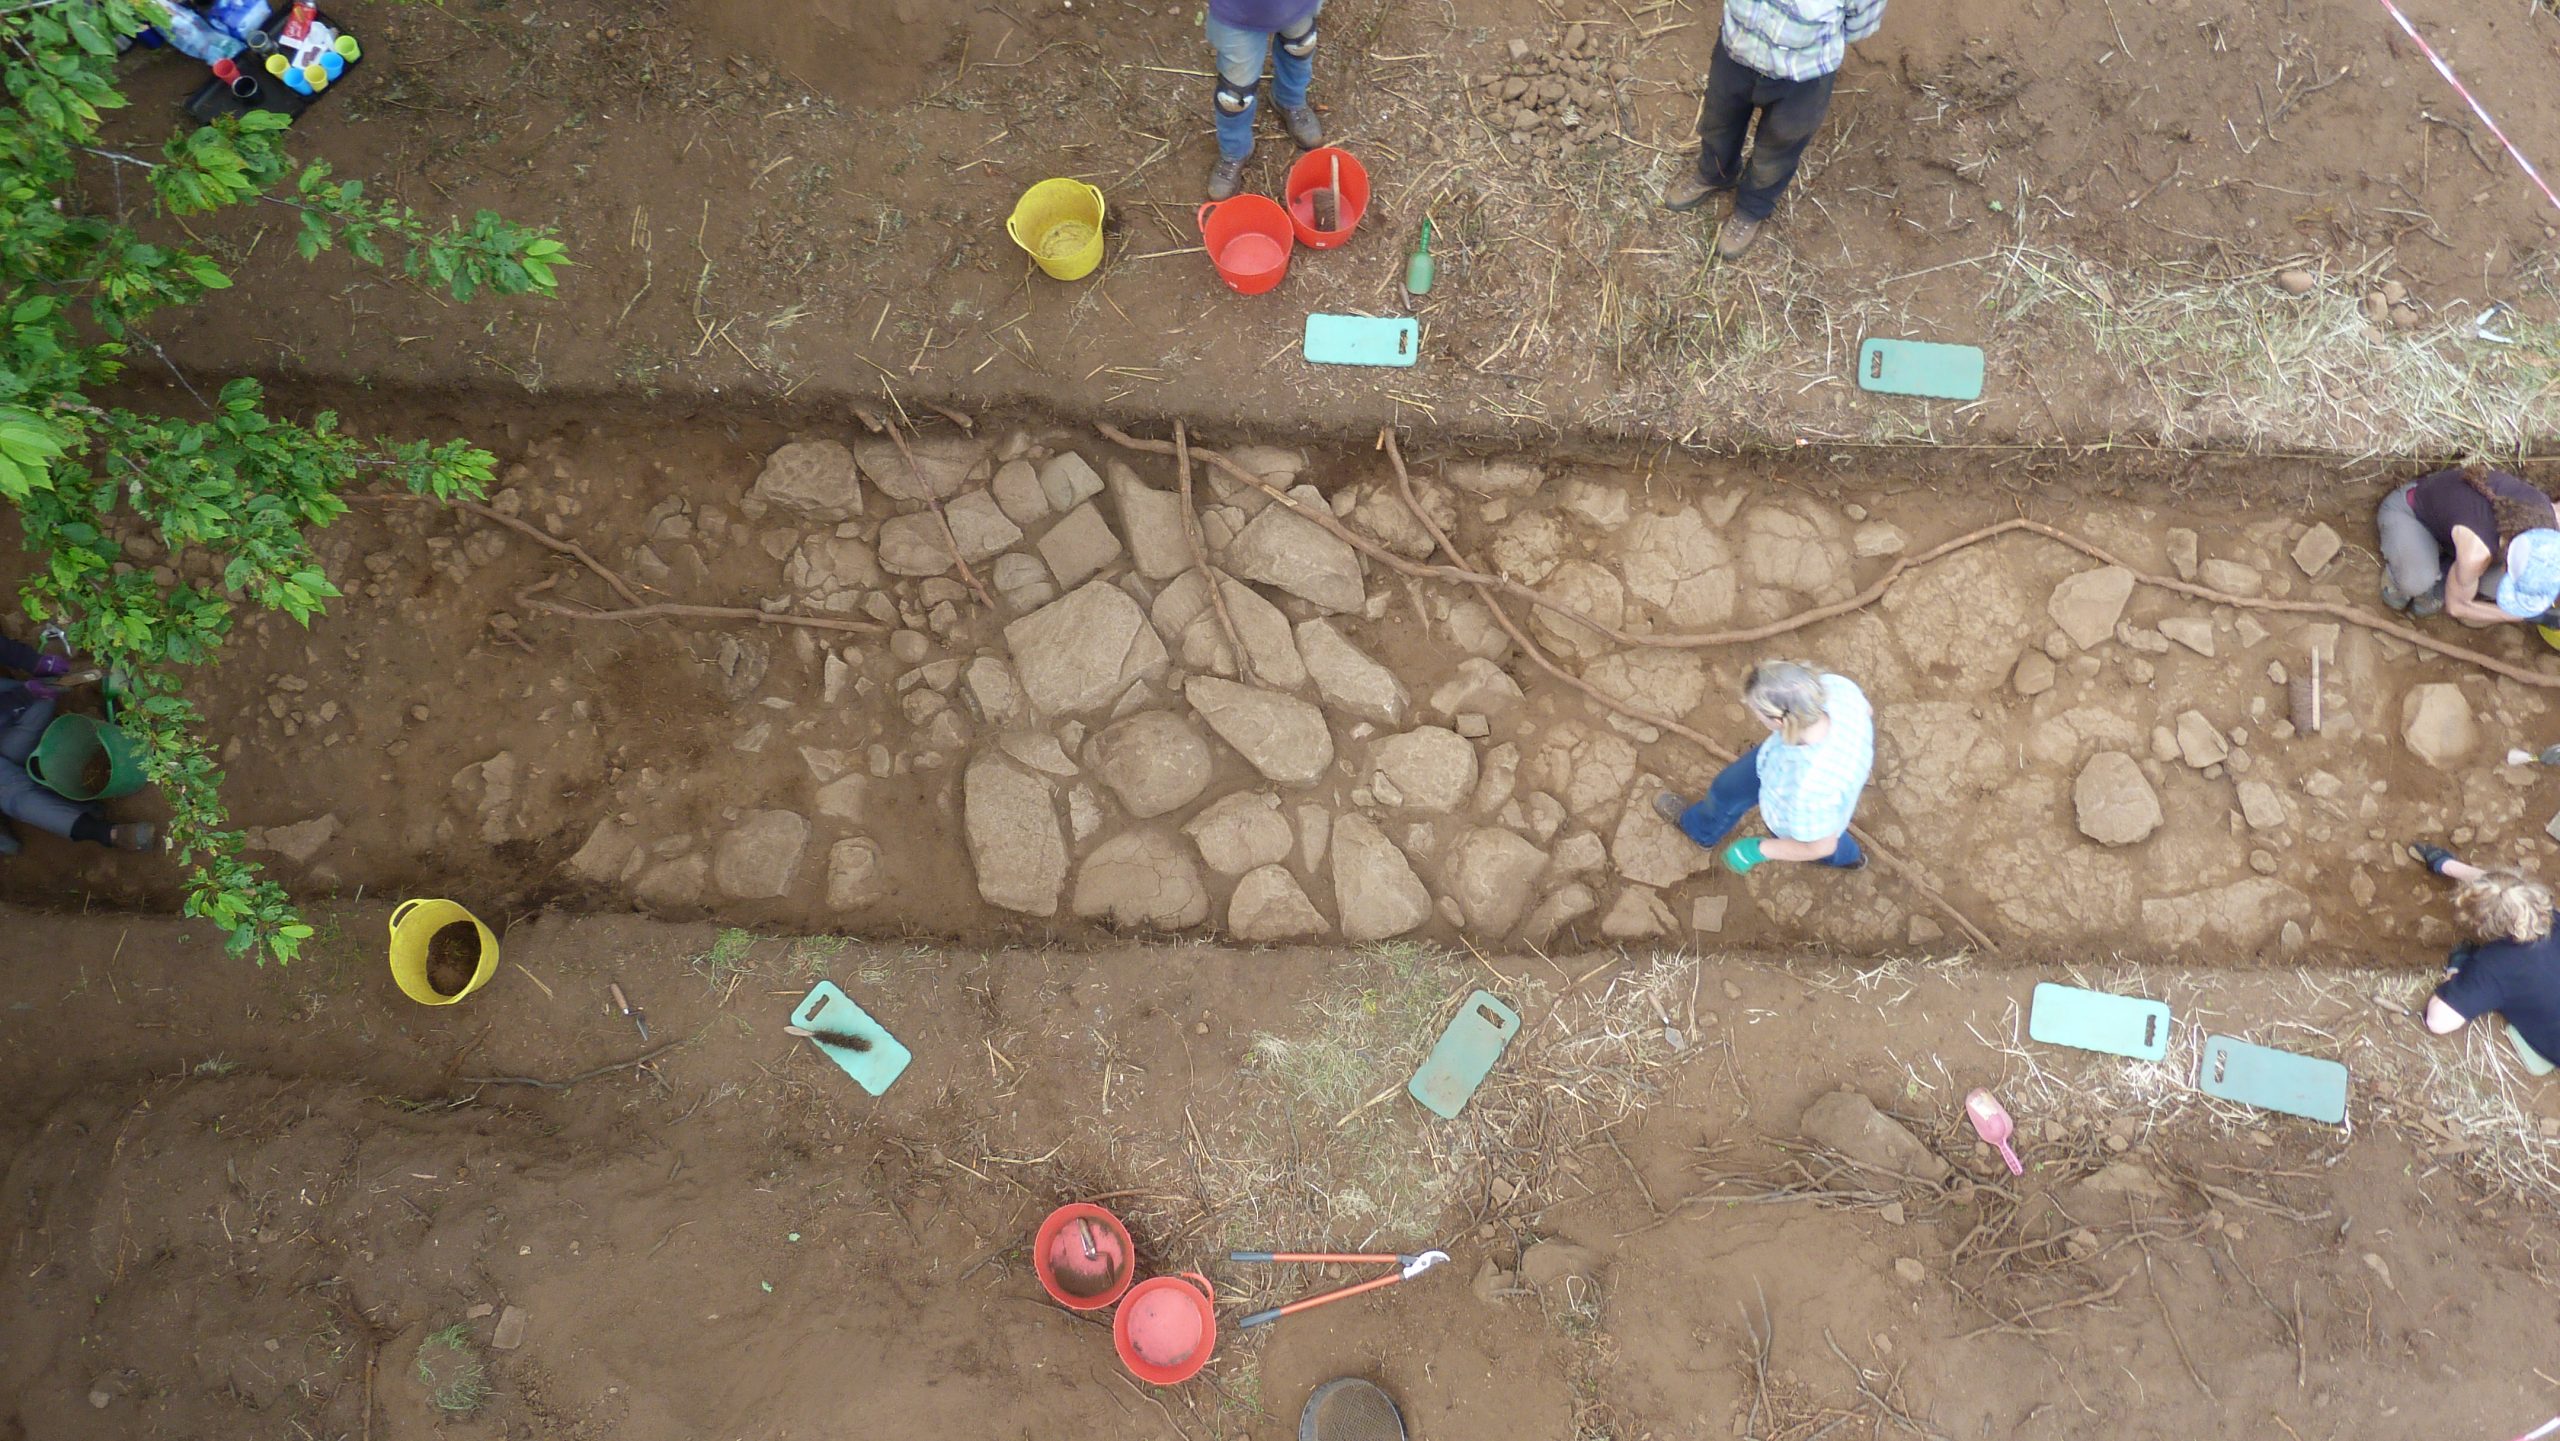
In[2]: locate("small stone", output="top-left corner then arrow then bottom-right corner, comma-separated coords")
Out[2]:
1893,1257 -> 1927,1287
2075,752 -> 2163,845
2175,710 -> 2230,768
492,1304 -> 528,1351
1038,451 -> 1105,513
2048,566 -> 2135,649
991,458 -> 1050,525
2275,268 -> 2317,294
1852,522 -> 1908,558
2400,683 -> 2476,768
2158,616 -> 2216,656
2012,651 -> 2056,697
1692,895 -> 1728,933
2198,558 -> 2262,596
2292,523 -> 2341,576
2236,778 -> 2287,830
713,810 -> 809,899
1035,503 -> 1123,588
751,440 -> 864,519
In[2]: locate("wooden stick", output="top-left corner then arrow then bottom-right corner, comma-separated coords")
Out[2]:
1173,420 -> 1253,684
1378,430 -> 2001,955
879,415 -> 997,610
461,1037 -> 688,1089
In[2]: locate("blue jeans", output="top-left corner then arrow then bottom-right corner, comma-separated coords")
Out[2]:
1207,3 -> 1320,160
1675,744 -> 1864,866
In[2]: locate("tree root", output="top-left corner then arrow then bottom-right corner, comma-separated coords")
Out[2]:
1096,425 -> 2559,689
514,576 -> 885,637
1175,420 -> 1254,684
1378,432 -> 2002,955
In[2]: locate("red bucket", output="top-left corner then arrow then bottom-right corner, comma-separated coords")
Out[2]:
1197,195 -> 1295,295
1114,1272 -> 1217,1385
1032,1202 -> 1136,1311
1284,147 -> 1369,249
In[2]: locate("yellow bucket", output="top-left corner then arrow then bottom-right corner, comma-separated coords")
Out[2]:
1006,178 -> 1107,281
386,898 -> 500,1006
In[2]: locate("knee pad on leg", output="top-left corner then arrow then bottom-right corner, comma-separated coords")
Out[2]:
1214,77 -> 1258,116
1278,24 -> 1317,59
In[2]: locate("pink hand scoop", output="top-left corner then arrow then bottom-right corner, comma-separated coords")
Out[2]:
1964,1088 -> 2025,1176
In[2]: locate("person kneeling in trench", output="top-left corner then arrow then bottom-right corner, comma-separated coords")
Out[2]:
1653,660 -> 1873,873
2408,843 -> 2560,1077
0,634 -> 155,857
2374,458 -> 2560,628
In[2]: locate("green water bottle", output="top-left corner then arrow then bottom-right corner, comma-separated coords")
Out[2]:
1404,218 -> 1434,298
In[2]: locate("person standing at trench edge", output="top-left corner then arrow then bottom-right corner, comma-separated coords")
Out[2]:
1654,660 -> 1874,873
1204,0 -> 1324,200
1660,0 -> 1885,260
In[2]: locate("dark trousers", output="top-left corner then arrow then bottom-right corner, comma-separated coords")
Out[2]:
1673,743 -> 1866,866
1694,40 -> 1836,221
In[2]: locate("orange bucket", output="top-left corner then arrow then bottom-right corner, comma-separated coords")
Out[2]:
1114,1272 -> 1217,1385
1196,195 -> 1294,295
1285,146 -> 1370,249
1032,1203 -> 1135,1310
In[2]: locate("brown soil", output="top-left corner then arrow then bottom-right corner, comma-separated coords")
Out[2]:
422,919 -> 480,996
4,398 -> 2553,968
104,0 -> 2560,447
4,907 -> 2557,1440
78,750 -> 111,798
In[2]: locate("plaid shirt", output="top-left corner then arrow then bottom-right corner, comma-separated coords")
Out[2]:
1721,0 -> 1885,82
1755,674 -> 1875,841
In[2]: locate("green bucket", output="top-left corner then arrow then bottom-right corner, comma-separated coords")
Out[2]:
29,712 -> 146,802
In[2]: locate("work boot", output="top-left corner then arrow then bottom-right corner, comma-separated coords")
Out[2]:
2409,841 -> 2459,875
1207,154 -> 1248,201
108,822 -> 157,854
1715,215 -> 1764,261
1280,103 -> 1323,149
1660,171 -> 1723,213
1652,791 -> 1688,826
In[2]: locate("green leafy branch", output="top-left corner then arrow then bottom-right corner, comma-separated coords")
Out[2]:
2,0 -> 564,960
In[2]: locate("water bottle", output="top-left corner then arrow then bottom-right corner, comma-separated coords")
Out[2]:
207,0 -> 272,41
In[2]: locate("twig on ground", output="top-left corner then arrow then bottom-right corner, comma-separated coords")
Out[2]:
2136,1229 -> 2214,1398
878,413 -> 997,609
460,1037 -> 688,1089
1953,1272 -> 2130,1340
1173,420 -> 1252,684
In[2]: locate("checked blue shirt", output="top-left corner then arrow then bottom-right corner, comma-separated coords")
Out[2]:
1754,674 -> 1876,841
1721,0 -> 1885,82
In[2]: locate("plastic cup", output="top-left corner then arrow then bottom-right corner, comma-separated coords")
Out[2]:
333,33 -> 360,61
302,62 -> 326,90
230,74 -> 260,99
211,57 -> 239,81
264,51 -> 288,75
318,48 -> 344,79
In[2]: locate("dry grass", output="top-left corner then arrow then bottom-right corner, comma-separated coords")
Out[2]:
1991,244 -> 2560,457
1957,958 -> 2560,1205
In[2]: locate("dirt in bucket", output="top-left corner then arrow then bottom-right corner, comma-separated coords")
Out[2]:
79,751 -> 112,797
1035,220 -> 1094,262
423,921 -> 482,997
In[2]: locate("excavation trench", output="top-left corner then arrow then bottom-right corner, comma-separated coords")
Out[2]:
6,388 -> 2555,967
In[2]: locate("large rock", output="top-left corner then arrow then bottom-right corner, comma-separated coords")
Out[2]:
1521,881 -> 1597,945
1091,710 -> 1214,818
825,838 -> 885,908
1611,789 -> 1715,887
855,433 -> 982,501
1343,477 -> 1457,560
1600,884 -> 1675,939
1445,457 -> 1543,496
1444,827 -> 1549,933
1331,814 -> 1432,941
714,810 -> 809,899
2400,683 -> 2476,768
2047,566 -> 2136,649
634,855 -> 708,908
1296,619 -> 1408,725
1005,581 -> 1171,717
1225,500 -> 1366,612
563,817 -> 637,883
1370,727 -> 1479,812
1186,677 -> 1335,786
1106,461 -> 1193,582
2236,778 -> 2288,831
1738,505 -> 1848,598
2293,523 -> 2342,577
1039,451 -> 1106,513
1228,864 -> 1331,940
1153,571 -> 1305,688
751,440 -> 864,519
1528,560 -> 1626,660
1184,790 -> 1296,875
1035,503 -> 1123,588
2139,877 -> 2309,949
1619,509 -> 1737,625
2173,710 -> 2229,769
785,535 -> 883,597
878,493 -> 1019,576
1800,1090 -> 1952,1182
1072,829 -> 1210,929
963,755 -> 1068,915
2072,752 -> 2162,846
248,814 -> 340,865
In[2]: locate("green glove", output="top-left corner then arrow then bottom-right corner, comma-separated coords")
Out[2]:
1722,837 -> 1765,874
